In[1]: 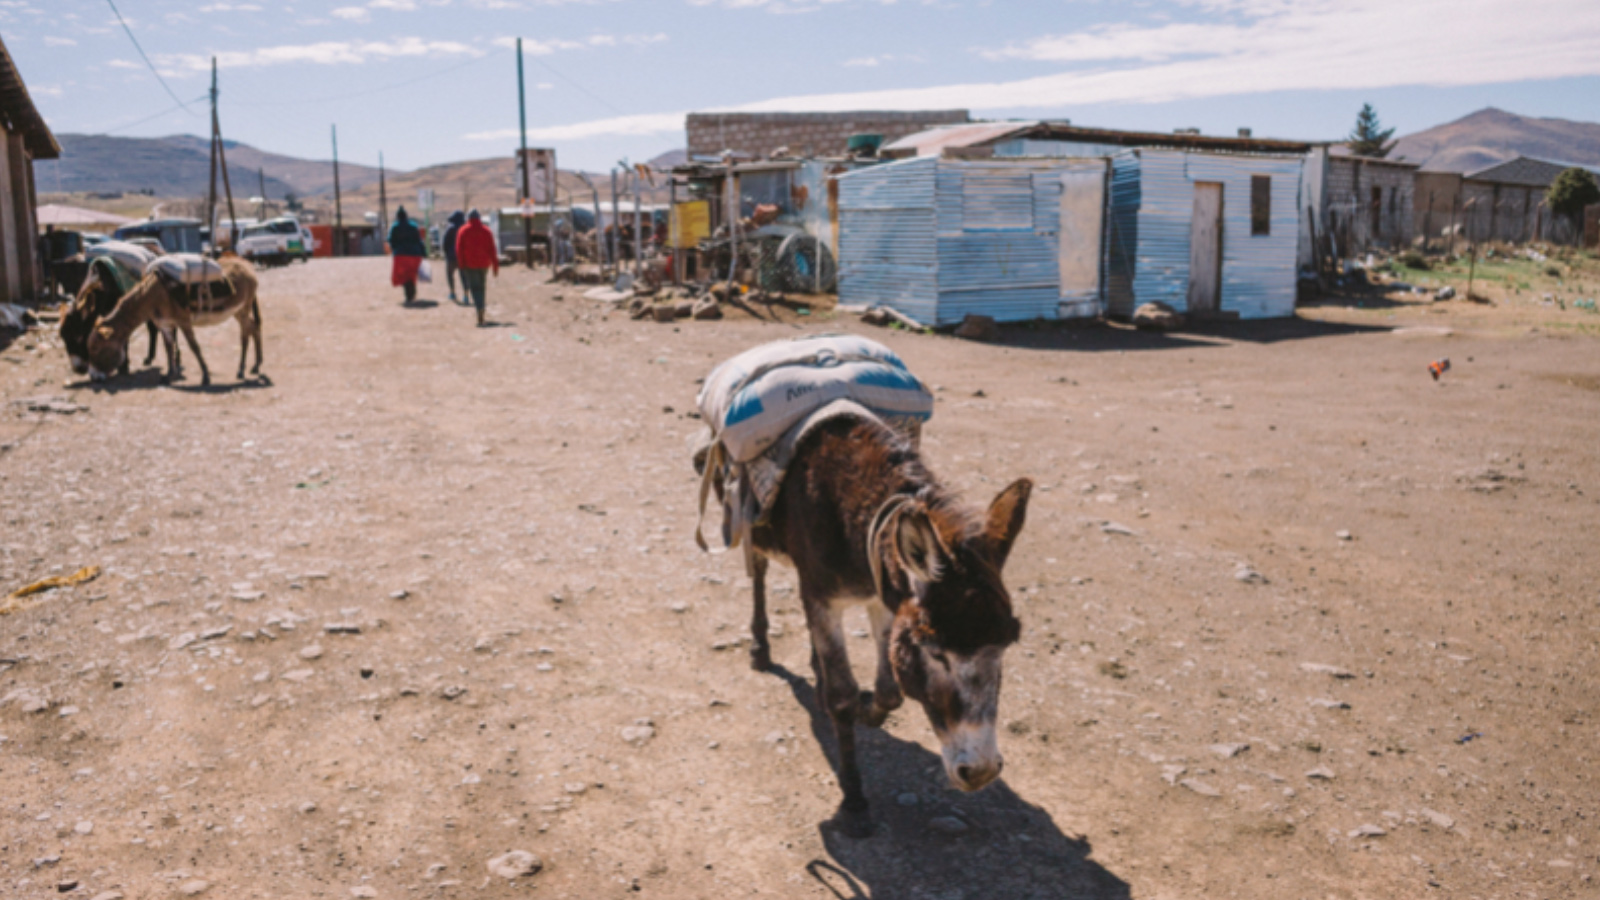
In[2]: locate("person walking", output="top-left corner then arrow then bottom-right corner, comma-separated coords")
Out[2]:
454,208 -> 499,327
441,210 -> 466,304
388,206 -> 427,304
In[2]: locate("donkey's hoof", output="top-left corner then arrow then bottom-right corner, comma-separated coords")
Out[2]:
827,804 -> 873,839
748,646 -> 773,672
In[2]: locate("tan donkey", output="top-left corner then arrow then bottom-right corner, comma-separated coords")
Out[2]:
87,254 -> 263,387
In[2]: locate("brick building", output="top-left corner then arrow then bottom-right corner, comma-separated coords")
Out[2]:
687,111 -> 968,161
1323,154 -> 1418,252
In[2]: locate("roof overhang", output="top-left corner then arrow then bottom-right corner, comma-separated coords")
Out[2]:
0,36 -> 59,159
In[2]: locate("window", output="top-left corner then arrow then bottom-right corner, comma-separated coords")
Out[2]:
1250,175 -> 1271,236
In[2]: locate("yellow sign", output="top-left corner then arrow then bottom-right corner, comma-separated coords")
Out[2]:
670,201 -> 710,249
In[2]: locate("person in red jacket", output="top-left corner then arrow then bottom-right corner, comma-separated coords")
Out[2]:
453,209 -> 500,327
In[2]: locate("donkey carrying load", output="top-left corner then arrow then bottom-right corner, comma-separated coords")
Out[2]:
695,335 -> 1032,837
59,240 -> 173,378
86,252 -> 262,387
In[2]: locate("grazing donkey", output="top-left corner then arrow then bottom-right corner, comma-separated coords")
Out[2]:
86,254 -> 262,387
745,412 -> 1031,837
60,264 -> 171,378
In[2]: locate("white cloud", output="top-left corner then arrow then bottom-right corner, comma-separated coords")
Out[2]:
369,0 -> 418,9
331,7 -> 371,21
466,0 -> 1600,141
198,2 -> 264,11
43,35 -> 76,47
155,38 -> 483,73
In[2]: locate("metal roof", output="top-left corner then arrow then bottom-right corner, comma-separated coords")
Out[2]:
1464,156 -> 1600,187
0,34 -> 59,159
885,120 -> 1313,158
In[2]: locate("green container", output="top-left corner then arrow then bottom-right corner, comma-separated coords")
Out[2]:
847,133 -> 884,154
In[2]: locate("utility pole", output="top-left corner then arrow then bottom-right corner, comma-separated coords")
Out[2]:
517,37 -> 533,269
207,58 -> 238,253
331,125 -> 343,257
378,152 -> 388,237
258,167 -> 267,220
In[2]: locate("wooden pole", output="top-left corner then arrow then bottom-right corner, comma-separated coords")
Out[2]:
517,38 -> 532,270
212,58 -> 238,252
331,125 -> 343,257
378,152 -> 388,237
258,167 -> 267,220
207,59 -> 218,249
610,168 -> 620,274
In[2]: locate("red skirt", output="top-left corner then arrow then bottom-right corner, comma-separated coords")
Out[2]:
391,254 -> 422,286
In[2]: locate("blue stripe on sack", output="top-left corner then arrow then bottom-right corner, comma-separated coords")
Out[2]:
724,393 -> 766,427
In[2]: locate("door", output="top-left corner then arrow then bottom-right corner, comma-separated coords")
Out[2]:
1188,182 -> 1223,314
1057,167 -> 1105,317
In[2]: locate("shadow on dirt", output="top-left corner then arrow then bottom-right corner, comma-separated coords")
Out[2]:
401,299 -> 440,310
73,369 -> 273,395
986,315 -> 1392,353
768,664 -> 1131,900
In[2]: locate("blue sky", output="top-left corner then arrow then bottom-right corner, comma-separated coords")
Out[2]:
7,0 -> 1600,173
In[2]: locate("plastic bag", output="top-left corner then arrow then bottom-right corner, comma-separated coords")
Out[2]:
417,260 -> 433,283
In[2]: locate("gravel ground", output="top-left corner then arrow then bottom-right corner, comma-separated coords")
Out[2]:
0,257 -> 1596,900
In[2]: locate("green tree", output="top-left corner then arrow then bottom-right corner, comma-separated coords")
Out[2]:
1546,167 -> 1600,226
1346,103 -> 1397,158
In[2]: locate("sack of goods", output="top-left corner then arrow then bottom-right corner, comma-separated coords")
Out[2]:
149,254 -> 224,286
698,334 -> 933,462
85,241 -> 158,277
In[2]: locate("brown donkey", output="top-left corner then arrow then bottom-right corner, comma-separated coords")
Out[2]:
59,267 -> 172,379
86,255 -> 262,387
746,413 -> 1031,837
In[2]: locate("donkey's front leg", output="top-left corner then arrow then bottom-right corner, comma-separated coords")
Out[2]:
178,324 -> 210,386
747,550 -> 772,672
159,326 -> 178,383
806,596 -> 872,838
859,600 -> 905,728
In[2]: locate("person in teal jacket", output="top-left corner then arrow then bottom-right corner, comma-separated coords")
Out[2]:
388,206 -> 427,304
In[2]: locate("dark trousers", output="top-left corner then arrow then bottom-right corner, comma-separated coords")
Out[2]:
461,268 -> 487,312
446,259 -> 459,296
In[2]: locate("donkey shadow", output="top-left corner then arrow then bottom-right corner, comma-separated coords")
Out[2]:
768,665 -> 1131,900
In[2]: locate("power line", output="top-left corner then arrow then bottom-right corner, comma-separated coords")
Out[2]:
104,0 -> 198,116
230,49 -> 508,108
528,54 -> 628,118
100,95 -> 210,136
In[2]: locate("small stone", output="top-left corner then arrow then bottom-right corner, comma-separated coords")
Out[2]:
59,705 -> 79,717
486,850 -> 543,880
1309,698 -> 1351,709
897,792 -> 919,807
74,820 -> 93,835
281,669 -> 315,683
90,892 -> 124,900
1100,522 -> 1135,536
1209,743 -> 1249,759
953,314 -> 999,342
1306,766 -> 1336,780
1234,566 -> 1266,584
350,888 -> 377,898
564,782 -> 587,794
440,685 -> 466,700
1349,823 -> 1387,838
231,591 -> 264,602
1421,808 -> 1454,829
33,854 -> 61,867
250,694 -> 272,708
299,644 -> 324,660
179,880 -> 210,896
1300,663 -> 1355,679
58,881 -> 80,893
390,590 -> 409,600
620,724 -> 655,745
324,623 -> 361,635
928,816 -> 969,835
168,632 -> 197,651
1179,778 -> 1221,797
668,601 -> 689,613
1335,530 -> 1352,541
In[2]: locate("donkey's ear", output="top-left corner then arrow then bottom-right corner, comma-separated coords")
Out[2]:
983,478 -> 1033,569
94,325 -> 115,341
895,506 -> 950,584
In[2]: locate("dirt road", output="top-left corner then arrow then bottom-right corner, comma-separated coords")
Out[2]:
2,258 -> 1597,899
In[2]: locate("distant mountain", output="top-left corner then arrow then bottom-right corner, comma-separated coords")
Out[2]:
1390,108 -> 1600,173
647,149 -> 688,170
36,133 -> 384,199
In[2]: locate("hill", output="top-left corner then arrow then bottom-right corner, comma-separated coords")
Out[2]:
1391,107 -> 1600,173
38,133 -> 384,199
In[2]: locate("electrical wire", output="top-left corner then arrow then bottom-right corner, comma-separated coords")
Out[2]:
528,53 -> 628,118
229,49 -> 509,108
104,0 -> 198,116
99,95 -> 210,136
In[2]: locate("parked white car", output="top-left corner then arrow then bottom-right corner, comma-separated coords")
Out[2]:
236,217 -> 311,267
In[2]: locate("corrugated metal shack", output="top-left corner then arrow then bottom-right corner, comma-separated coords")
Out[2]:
1106,149 -> 1303,320
836,155 -> 1109,326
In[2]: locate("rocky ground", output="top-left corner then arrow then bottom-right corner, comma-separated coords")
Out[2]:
1,258 -> 1597,900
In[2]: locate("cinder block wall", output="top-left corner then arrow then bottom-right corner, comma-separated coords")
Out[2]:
688,111 -> 969,160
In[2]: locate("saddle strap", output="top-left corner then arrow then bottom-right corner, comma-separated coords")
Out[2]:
866,493 -> 916,602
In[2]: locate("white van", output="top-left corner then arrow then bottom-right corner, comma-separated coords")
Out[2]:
237,217 -> 311,267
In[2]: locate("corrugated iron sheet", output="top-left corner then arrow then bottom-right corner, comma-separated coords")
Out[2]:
881,122 -> 1036,157
1107,149 -> 1303,320
839,156 -> 1107,326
